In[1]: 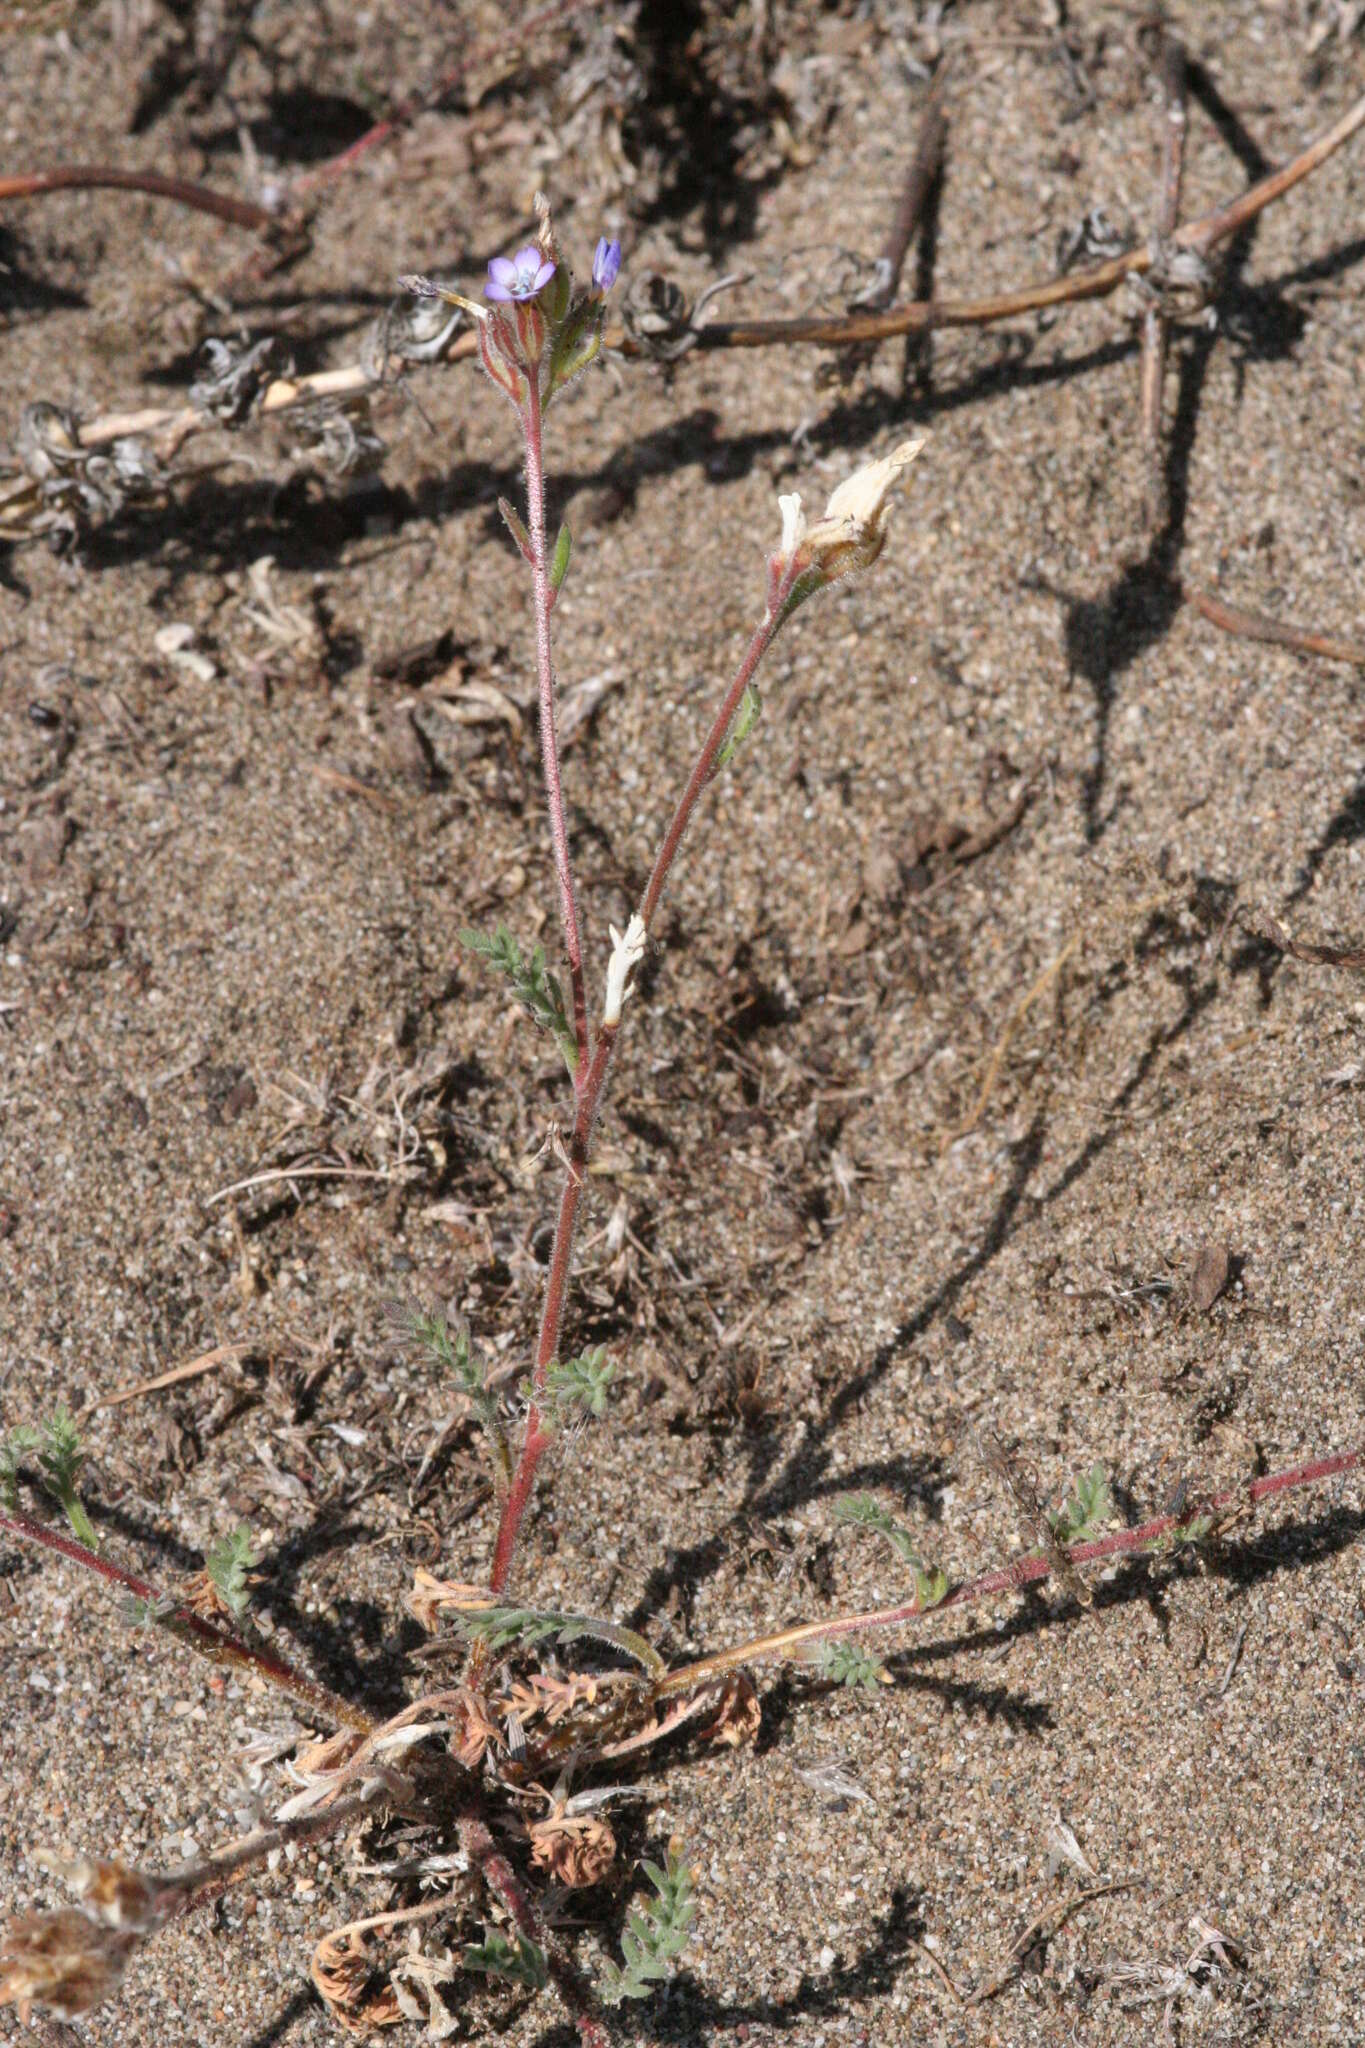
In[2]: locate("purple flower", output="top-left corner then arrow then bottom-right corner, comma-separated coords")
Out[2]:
592,236 -> 622,293
485,244 -> 556,302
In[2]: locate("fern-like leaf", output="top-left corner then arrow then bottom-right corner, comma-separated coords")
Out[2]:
831,1492 -> 947,1610
1048,1462 -> 1114,1545
460,925 -> 578,1073
802,1638 -> 889,1690
599,1842 -> 697,2004
205,1525 -> 257,1620
463,1927 -> 549,1991
450,1598 -> 664,1676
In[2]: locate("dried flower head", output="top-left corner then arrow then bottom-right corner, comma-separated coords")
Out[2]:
0,1907 -> 137,2022
32,1851 -> 165,1932
700,1671 -> 762,1749
776,437 -> 926,587
311,1922 -> 404,2036
527,1805 -> 618,1889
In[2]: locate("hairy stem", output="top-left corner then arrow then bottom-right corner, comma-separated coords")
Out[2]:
651,1445 -> 1362,1696
478,569 -> 798,1635
640,579 -> 793,930
0,1502 -> 374,1732
460,1812 -> 609,2048
522,375 -> 589,1074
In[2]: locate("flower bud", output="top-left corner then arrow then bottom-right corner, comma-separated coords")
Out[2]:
773,438 -> 926,601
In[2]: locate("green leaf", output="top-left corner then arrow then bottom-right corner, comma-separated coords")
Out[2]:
548,520 -> 573,591
715,683 -> 761,769
460,925 -> 577,1074
802,1639 -> 888,1690
1048,1463 -> 1114,1546
545,1347 -> 614,1420
498,495 -> 534,564
205,1525 -> 258,1620
831,1492 -> 947,1609
391,1304 -> 511,1485
463,1927 -> 549,1992
120,1592 -> 178,1630
0,1424 -> 41,1510
39,1409 -> 84,1500
599,1843 -> 697,2004
450,1598 -> 664,1676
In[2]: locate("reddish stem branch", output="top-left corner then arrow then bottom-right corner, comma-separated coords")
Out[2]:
653,1445 -> 1362,1696
640,597 -> 787,930
480,569 -> 798,1624
0,166 -> 286,237
460,1811 -> 608,2048
522,376 -> 590,1073
1187,587 -> 1365,666
1140,34 -> 1188,524
682,87 -> 1365,353
483,1029 -> 617,1616
0,1502 -> 374,1732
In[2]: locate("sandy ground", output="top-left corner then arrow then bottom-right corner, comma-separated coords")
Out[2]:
3,2 -> 1365,2043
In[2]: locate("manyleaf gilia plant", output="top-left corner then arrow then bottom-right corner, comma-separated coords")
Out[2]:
6,198 -> 1358,2041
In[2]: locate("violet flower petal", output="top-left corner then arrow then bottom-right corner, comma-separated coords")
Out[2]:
592,237 -> 622,292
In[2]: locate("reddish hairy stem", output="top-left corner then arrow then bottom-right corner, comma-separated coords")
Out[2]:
481,575 -> 796,1621
460,1811 -> 609,2047
0,165 -> 285,236
522,376 -> 590,1074
0,1501 -> 374,1732
652,1445 -> 1362,1696
640,594 -> 787,930
483,1030 -> 618,1619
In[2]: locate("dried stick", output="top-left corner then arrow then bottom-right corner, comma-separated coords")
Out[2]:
0,1501 -> 375,1733
1139,34 -> 1188,525
1235,909 -> 1365,971
863,69 -> 949,312
969,1880 -> 1135,2003
0,166 -> 287,238
298,0 -> 594,189
1187,587 -> 1365,667
650,1444 -> 1363,1698
689,86 -> 1365,351
38,86 -> 1365,481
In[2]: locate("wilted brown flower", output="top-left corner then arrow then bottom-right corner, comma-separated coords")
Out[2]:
33,1851 -> 165,1932
528,1809 -> 617,1889
776,438 -> 925,586
311,1922 -> 403,2037
450,1687 -> 500,1770
501,1670 -> 602,1729
700,1671 -> 762,1749
408,1568 -> 491,1634
0,1907 -> 136,2022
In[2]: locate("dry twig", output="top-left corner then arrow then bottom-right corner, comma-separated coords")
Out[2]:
1187,588 -> 1365,667
1139,34 -> 1189,525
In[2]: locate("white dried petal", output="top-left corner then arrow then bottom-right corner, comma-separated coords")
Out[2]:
603,912 -> 647,1028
